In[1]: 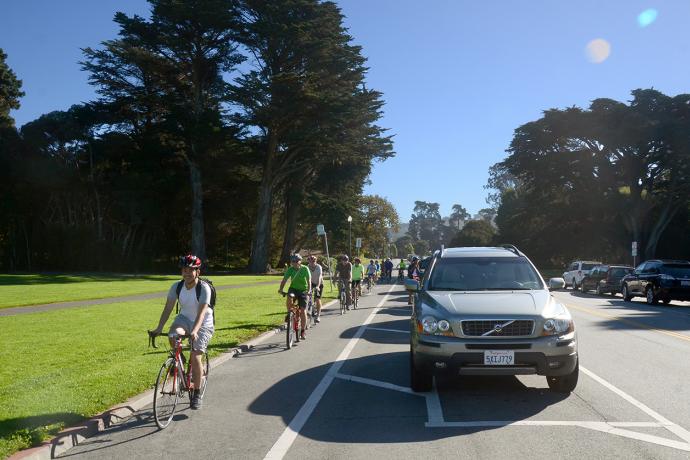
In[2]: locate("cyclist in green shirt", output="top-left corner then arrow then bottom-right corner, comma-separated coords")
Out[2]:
279,254 -> 312,340
398,258 -> 407,282
351,257 -> 364,297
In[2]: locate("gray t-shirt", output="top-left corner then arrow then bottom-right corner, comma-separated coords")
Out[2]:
167,280 -> 213,329
308,263 -> 323,286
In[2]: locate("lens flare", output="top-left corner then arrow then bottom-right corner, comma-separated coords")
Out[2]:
585,39 -> 611,63
638,9 -> 658,27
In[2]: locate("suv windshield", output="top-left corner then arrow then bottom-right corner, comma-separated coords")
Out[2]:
428,257 -> 543,291
661,265 -> 690,278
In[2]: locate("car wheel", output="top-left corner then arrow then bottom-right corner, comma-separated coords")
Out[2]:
547,358 -> 579,393
646,286 -> 658,305
410,349 -> 432,392
662,296 -> 671,305
595,284 -> 603,296
622,284 -> 632,302
580,282 -> 586,293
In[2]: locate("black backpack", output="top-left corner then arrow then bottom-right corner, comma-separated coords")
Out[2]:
175,277 -> 217,325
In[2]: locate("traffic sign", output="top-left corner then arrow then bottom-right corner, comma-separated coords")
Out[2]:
355,237 -> 362,248
631,241 -> 637,257
316,224 -> 325,236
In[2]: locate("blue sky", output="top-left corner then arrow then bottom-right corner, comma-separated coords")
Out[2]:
3,1 -> 690,222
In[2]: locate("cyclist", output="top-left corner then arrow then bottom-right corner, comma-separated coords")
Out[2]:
334,254 -> 353,309
398,258 -> 407,282
152,254 -> 213,410
407,256 -> 422,305
279,254 -> 312,340
375,260 -> 381,282
307,255 -> 323,323
384,258 -> 394,282
366,259 -> 377,288
352,257 -> 364,297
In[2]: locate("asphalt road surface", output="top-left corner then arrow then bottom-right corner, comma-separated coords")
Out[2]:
59,284 -> 690,459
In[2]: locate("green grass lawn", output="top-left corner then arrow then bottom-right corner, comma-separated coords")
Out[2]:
0,274 -> 280,309
0,282 -> 337,459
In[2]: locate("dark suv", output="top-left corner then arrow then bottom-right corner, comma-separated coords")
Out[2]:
621,260 -> 690,305
580,265 -> 633,295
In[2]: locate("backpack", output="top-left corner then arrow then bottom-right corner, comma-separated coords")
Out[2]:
175,277 -> 217,326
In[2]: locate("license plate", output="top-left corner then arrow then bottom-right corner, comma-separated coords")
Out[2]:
682,281 -> 690,287
484,350 -> 514,365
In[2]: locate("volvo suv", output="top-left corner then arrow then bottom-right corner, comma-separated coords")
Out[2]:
409,245 -> 579,393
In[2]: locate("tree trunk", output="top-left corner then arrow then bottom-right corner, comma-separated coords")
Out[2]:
249,130 -> 278,273
279,184 -> 302,266
188,159 -> 206,260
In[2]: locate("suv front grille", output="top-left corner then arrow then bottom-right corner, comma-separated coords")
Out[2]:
461,320 -> 534,337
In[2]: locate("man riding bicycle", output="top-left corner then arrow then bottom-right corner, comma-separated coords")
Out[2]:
352,257 -> 364,297
307,255 -> 323,323
279,254 -> 312,340
366,259 -> 377,286
334,254 -> 353,309
152,254 -> 213,410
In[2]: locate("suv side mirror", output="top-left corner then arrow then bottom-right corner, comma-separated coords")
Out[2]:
548,277 -> 566,290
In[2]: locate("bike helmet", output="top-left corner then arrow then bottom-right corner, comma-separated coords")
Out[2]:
290,254 -> 302,263
354,257 -> 361,263
179,254 -> 202,268
341,254 -> 349,261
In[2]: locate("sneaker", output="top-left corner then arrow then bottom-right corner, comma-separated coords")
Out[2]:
190,390 -> 202,410
300,330 -> 307,340
315,316 -> 321,323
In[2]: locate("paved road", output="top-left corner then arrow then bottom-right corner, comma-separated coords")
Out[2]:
59,284 -> 690,459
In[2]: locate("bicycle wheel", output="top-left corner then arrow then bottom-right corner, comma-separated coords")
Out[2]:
286,310 -> 295,349
199,351 -> 210,398
153,357 -> 179,429
353,288 -> 358,309
340,288 -> 346,315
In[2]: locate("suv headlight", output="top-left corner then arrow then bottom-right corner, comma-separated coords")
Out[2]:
542,317 -> 574,336
418,316 -> 454,336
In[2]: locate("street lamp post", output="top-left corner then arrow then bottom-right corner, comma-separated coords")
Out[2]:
347,215 -> 352,256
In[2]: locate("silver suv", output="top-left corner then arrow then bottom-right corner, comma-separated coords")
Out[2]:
409,246 -> 579,393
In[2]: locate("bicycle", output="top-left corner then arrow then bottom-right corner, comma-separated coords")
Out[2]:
148,331 -> 209,429
365,274 -> 374,293
306,290 -> 317,328
337,279 -> 347,315
351,281 -> 359,309
398,268 -> 406,283
281,292 -> 301,349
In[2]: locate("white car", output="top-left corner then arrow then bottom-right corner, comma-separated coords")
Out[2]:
563,260 -> 601,289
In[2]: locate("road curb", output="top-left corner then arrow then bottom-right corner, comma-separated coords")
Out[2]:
9,298 -> 338,460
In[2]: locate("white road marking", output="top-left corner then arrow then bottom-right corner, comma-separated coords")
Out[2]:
332,367 -> 690,452
263,284 -> 398,460
334,373 -> 414,394
365,326 -> 409,334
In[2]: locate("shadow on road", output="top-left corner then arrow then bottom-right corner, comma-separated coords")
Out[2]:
248,351 -> 568,443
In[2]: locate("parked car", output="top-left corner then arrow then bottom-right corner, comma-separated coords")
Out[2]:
621,260 -> 690,305
580,265 -> 633,295
409,245 -> 578,393
563,260 -> 601,290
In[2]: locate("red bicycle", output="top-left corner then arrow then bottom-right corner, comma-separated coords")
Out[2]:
281,292 -> 301,349
148,331 -> 209,429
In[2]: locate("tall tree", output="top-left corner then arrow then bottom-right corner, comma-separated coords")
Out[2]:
82,0 -> 244,260
234,0 -> 392,272
0,48 -> 24,128
449,204 -> 470,230
407,201 -> 443,250
450,219 -> 496,247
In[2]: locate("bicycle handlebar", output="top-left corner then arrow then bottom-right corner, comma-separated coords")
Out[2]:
147,330 -> 189,349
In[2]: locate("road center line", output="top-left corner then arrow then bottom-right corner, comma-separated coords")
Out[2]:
263,284 -> 399,460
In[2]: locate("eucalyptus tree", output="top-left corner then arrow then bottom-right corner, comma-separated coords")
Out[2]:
234,0 -> 392,272
449,204 -> 470,229
82,0 -> 244,260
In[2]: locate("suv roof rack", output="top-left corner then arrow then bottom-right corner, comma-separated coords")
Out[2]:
500,244 -> 522,256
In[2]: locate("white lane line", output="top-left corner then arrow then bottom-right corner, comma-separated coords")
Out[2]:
263,284 -> 398,460
365,326 -> 409,334
334,373 -> 414,395
581,366 -> 690,444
